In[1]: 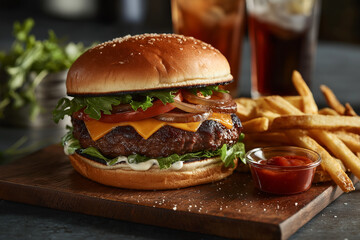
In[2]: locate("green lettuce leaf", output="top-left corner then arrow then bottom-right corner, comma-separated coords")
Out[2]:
145,91 -> 176,104
81,146 -> 119,165
52,86 -> 227,123
130,95 -> 153,111
53,96 -> 122,123
53,90 -> 177,123
189,85 -> 229,97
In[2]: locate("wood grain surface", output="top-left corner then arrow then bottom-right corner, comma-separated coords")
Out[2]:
0,145 -> 356,240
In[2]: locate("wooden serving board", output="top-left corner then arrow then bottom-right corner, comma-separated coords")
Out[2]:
0,145 -> 356,240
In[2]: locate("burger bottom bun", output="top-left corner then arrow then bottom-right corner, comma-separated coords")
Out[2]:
69,153 -> 238,190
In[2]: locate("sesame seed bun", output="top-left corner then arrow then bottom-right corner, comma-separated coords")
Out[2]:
66,34 -> 233,96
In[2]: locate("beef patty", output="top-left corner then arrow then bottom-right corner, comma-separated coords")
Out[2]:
72,114 -> 242,158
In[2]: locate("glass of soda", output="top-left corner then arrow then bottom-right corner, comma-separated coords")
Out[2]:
171,0 -> 246,98
247,0 -> 321,97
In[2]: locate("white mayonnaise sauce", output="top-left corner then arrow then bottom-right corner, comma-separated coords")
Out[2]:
64,144 -> 187,171
113,156 -> 184,171
63,139 -> 77,155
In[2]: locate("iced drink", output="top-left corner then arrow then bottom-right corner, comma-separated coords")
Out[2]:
172,0 -> 246,97
247,0 -> 320,96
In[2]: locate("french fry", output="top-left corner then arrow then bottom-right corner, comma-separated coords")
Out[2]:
313,169 -> 332,183
254,98 -> 281,122
335,158 -> 347,172
344,103 -> 358,116
333,131 -> 360,153
271,115 -> 360,132
292,71 -> 318,114
285,129 -> 355,192
283,96 -> 304,111
310,130 -> 360,180
234,71 -> 359,191
234,98 -> 257,121
242,117 -> 269,133
263,95 -> 304,115
313,158 -> 347,183
256,110 -> 280,123
318,108 -> 339,116
320,85 -> 346,115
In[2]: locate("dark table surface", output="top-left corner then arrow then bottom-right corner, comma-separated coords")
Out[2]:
1,11 -> 360,239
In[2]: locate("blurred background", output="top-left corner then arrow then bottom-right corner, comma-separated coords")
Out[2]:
1,0 -> 360,47
0,0 -> 173,47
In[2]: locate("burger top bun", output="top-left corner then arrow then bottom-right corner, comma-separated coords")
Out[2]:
66,34 -> 232,95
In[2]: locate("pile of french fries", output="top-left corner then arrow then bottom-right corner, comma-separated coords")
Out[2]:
235,71 -> 360,192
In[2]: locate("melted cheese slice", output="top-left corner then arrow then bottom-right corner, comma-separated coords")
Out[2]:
84,112 -> 233,141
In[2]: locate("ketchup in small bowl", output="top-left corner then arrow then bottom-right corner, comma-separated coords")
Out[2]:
246,146 -> 321,195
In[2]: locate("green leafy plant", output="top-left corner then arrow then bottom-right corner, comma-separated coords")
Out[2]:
0,18 -> 87,119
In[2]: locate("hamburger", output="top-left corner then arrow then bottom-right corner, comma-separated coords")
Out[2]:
53,33 -> 245,190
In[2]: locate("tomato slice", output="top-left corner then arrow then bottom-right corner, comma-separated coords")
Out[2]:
99,99 -> 176,122
73,92 -> 183,123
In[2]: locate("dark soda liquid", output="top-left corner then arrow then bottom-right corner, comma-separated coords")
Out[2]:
248,14 -> 316,96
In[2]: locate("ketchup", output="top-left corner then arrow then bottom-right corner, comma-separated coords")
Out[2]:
260,155 -> 313,167
250,155 -> 316,195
